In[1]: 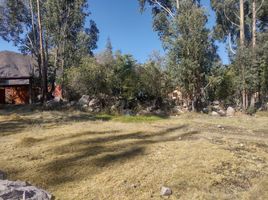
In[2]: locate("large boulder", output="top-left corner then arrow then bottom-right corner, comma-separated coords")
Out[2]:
213,100 -> 220,105
78,95 -> 90,106
211,111 -> 219,117
226,106 -> 235,117
0,180 -> 52,200
44,98 -> 62,109
217,109 -> 226,117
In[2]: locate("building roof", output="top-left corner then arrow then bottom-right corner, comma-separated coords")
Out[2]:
0,51 -> 35,78
0,51 -> 36,86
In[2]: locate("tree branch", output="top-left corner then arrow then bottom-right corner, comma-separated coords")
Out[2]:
149,0 -> 175,18
224,2 -> 240,28
256,0 -> 264,13
228,32 -> 236,54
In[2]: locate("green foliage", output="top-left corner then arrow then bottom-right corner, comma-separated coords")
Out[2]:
112,54 -> 140,100
65,57 -> 108,99
257,32 -> 268,96
208,65 -> 236,104
246,106 -> 257,115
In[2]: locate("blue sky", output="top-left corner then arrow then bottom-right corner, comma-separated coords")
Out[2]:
0,0 -> 229,64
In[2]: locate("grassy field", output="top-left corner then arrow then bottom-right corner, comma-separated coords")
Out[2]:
0,106 -> 267,200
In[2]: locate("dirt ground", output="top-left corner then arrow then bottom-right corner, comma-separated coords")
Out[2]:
0,106 -> 267,200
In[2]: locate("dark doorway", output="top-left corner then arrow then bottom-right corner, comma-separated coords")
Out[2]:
0,88 -> 5,104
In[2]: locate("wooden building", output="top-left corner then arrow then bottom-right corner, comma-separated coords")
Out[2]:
0,51 -> 35,104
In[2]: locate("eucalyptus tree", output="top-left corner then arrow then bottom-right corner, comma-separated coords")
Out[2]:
0,0 -> 99,100
139,0 -> 217,111
212,0 -> 267,109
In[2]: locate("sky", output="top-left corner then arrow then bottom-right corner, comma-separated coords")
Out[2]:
0,0 -> 229,64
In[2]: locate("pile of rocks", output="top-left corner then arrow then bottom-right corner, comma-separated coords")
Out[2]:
0,171 -> 52,200
44,96 -> 63,109
210,101 -> 235,117
78,95 -> 103,112
137,106 -> 166,116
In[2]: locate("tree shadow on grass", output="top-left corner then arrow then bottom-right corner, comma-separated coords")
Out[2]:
0,111 -> 113,137
39,124 -> 200,187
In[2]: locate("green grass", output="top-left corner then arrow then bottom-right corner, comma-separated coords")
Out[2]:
95,114 -> 167,123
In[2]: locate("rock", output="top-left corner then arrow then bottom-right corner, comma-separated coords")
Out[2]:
78,95 -> 90,106
44,99 -> 61,109
217,109 -> 226,117
66,101 -> 76,107
212,105 -> 220,111
122,109 -> 134,116
0,180 -> 52,200
137,109 -> 152,116
153,109 -> 165,116
160,186 -> 172,196
173,106 -> 185,114
88,98 -> 99,107
213,100 -> 220,105
82,104 -> 88,109
226,106 -> 235,117
0,171 -> 6,180
53,96 -> 61,103
211,111 -> 219,116
202,107 -> 209,114
110,105 -> 117,113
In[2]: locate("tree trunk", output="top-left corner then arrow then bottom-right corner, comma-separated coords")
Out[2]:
240,0 -> 247,111
250,0 -> 257,107
37,0 -> 47,102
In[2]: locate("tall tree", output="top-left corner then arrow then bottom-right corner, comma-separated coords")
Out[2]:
96,37 -> 114,66
212,0 -> 267,109
0,0 -> 99,100
139,0 -> 217,111
36,0 -> 48,101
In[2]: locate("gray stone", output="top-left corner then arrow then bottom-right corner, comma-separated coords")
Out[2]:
44,99 -> 61,109
217,110 -> 226,117
160,186 -> 172,196
66,101 -> 76,107
137,109 -> 152,116
211,111 -> 219,116
202,107 -> 209,114
0,180 -> 52,200
153,109 -> 165,116
122,109 -> 134,116
78,95 -> 90,106
88,98 -> 99,107
226,106 -> 235,117
213,105 -> 220,111
213,100 -> 220,105
53,96 -> 61,103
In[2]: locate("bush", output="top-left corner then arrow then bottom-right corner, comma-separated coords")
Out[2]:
246,106 -> 257,115
65,57 -> 109,100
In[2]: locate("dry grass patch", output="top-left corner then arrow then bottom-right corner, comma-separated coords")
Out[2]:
0,107 -> 267,199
